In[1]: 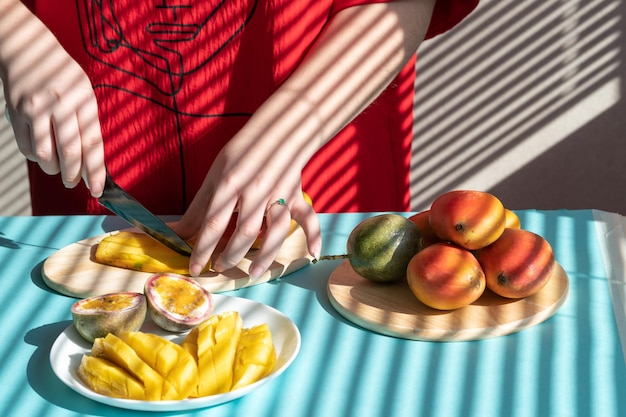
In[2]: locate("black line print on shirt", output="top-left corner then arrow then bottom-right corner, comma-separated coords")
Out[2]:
76,0 -> 257,117
76,0 -> 257,209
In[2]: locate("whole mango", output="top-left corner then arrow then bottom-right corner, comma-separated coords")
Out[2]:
347,214 -> 421,282
429,190 -> 506,250
475,228 -> 555,298
407,243 -> 486,310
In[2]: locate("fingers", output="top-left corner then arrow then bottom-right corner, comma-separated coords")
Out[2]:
186,191 -> 318,279
212,202 -> 268,276
6,106 -> 35,161
290,198 -> 322,260
77,97 -> 105,197
26,94 -> 60,176
52,109 -> 82,187
6,89 -> 105,196
187,194 -> 238,277
247,200 -> 292,278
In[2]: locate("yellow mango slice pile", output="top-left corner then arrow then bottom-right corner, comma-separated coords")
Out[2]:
76,311 -> 276,401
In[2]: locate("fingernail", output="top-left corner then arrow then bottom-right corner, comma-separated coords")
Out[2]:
189,263 -> 203,277
90,181 -> 103,198
212,261 -> 225,273
249,265 -> 265,280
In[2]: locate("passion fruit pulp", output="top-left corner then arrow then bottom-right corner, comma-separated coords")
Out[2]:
144,273 -> 214,332
71,292 -> 147,343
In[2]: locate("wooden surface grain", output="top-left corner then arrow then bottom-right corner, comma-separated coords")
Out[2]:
327,260 -> 569,341
43,227 -> 313,298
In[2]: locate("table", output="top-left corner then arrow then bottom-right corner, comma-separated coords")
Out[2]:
0,210 -> 624,417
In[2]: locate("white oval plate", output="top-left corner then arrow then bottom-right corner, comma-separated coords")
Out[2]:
50,294 -> 301,412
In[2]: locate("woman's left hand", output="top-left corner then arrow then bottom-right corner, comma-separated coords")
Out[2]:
174,135 -> 321,279
175,0 -> 436,277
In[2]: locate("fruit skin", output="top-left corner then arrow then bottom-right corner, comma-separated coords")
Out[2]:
408,210 -> 441,250
347,214 -> 422,282
406,243 -> 486,310
475,228 -> 556,298
504,209 -> 521,229
429,190 -> 506,250
144,273 -> 214,332
71,292 -> 147,343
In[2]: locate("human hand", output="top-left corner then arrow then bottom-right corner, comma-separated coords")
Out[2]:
0,3 -> 106,197
171,0 -> 437,277
174,140 -> 322,279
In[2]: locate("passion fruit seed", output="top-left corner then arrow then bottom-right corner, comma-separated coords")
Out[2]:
145,273 -> 214,332
71,292 -> 147,343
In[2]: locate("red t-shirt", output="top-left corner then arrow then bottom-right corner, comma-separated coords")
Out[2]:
24,0 -> 478,215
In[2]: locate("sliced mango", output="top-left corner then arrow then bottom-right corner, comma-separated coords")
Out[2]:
181,326 -> 199,362
77,355 -> 146,400
94,231 -> 208,275
91,333 -> 164,401
232,323 -> 276,390
183,311 -> 243,396
76,311 -> 277,401
120,331 -> 198,400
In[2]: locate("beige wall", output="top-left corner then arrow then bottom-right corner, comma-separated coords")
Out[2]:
1,0 -> 625,216
411,0 -> 626,214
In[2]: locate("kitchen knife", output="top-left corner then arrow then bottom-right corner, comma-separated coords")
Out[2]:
98,172 -> 194,256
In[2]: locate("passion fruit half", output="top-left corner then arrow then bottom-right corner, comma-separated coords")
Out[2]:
71,292 -> 147,343
144,273 -> 214,332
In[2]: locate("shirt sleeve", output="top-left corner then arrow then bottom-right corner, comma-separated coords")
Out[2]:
331,0 -> 479,39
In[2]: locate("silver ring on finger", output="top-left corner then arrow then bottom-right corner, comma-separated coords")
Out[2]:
265,198 -> 288,215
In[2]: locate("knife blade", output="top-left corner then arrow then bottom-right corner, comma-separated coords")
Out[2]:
98,172 -> 194,257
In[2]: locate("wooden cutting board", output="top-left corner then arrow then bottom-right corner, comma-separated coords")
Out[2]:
43,227 -> 313,298
327,260 -> 569,341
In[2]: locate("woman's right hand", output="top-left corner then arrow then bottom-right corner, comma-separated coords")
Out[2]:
0,0 -> 106,197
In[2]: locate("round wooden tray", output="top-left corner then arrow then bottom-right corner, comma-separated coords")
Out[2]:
327,260 -> 569,341
43,227 -> 312,298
